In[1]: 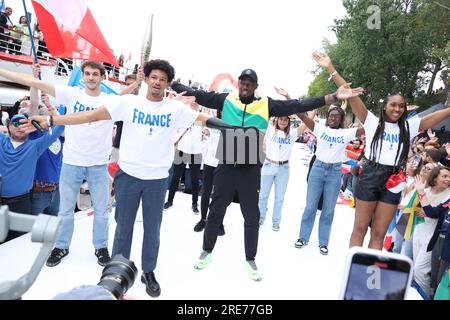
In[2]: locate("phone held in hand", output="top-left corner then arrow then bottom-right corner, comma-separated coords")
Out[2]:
340,247 -> 413,300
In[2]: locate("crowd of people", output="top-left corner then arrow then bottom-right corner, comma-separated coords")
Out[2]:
0,49 -> 449,300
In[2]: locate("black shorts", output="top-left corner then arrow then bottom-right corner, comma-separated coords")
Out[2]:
354,162 -> 402,205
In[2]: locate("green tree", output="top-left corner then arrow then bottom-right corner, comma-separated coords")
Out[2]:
308,0 -> 450,110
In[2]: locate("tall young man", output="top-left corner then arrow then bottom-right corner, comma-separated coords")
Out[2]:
0,61 -> 114,267
26,59 -> 224,298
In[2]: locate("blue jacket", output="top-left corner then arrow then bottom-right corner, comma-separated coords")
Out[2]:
0,126 -> 64,197
424,200 -> 450,263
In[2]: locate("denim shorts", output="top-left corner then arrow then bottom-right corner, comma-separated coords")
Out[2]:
354,161 -> 402,205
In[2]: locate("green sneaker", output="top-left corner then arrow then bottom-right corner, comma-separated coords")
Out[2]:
246,260 -> 262,281
194,251 -> 212,270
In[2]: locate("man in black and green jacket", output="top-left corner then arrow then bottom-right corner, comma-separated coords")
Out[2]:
172,68 -> 363,281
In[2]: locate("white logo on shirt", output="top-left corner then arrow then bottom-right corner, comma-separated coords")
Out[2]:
48,139 -> 62,155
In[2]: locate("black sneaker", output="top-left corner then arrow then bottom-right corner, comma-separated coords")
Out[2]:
218,224 -> 225,236
141,272 -> 161,297
194,219 -> 206,232
163,201 -> 172,210
46,248 -> 69,267
95,248 -> 111,266
319,245 -> 329,255
192,204 -> 199,214
294,239 -> 307,249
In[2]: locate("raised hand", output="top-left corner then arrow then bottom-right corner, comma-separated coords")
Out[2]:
427,128 -> 436,140
414,175 -> 426,193
31,63 -> 41,79
136,68 -> 145,83
336,83 -> 365,100
444,142 -> 450,156
169,90 -> 197,106
274,87 -> 291,99
312,52 -> 332,69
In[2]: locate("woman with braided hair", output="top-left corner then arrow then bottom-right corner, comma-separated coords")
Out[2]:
313,52 -> 450,250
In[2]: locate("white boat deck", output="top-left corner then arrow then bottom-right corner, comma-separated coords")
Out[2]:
0,144 -> 421,300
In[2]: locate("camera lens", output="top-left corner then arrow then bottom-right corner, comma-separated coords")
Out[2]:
97,254 -> 138,299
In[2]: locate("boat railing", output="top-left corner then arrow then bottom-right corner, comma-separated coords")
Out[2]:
0,32 -> 135,82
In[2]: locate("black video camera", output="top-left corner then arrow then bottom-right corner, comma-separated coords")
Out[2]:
98,254 -> 138,299
52,254 -> 138,300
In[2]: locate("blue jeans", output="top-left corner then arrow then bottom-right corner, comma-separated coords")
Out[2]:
56,163 -> 109,249
112,169 -> 168,273
299,159 -> 342,246
258,162 -> 290,225
31,189 -> 60,216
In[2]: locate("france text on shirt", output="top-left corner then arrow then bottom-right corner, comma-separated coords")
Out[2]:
132,108 -> 172,128
270,134 -> 293,145
319,132 -> 346,145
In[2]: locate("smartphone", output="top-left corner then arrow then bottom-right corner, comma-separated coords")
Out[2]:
340,247 -> 413,300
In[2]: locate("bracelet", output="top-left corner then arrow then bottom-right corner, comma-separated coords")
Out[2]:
328,70 -> 337,81
418,191 -> 426,200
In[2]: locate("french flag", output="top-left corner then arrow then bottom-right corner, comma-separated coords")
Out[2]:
31,0 -> 118,66
385,171 -> 407,194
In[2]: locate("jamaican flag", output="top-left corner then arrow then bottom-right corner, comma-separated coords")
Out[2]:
395,190 -> 424,240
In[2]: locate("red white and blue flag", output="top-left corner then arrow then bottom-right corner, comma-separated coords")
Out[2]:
31,0 -> 118,66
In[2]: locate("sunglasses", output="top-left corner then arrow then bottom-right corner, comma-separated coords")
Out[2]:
11,120 -> 25,127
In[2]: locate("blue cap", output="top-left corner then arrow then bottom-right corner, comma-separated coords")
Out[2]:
10,114 -> 27,124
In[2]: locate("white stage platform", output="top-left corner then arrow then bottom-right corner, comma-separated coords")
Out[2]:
0,144 -> 421,300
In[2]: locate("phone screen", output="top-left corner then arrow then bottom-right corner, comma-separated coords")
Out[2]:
343,253 -> 411,300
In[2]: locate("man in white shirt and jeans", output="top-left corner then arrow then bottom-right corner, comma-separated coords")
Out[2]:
25,59 -> 226,298
0,61 -> 113,268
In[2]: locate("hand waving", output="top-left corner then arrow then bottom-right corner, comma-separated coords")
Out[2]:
312,52 -> 332,68
274,87 -> 291,100
336,83 -> 365,100
414,175 -> 426,193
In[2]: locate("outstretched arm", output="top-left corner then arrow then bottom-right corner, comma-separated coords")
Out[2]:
0,68 -> 55,97
296,110 -> 316,135
28,64 -> 42,115
269,83 -> 363,117
312,52 -> 368,123
171,82 -> 227,110
120,68 -> 144,95
296,112 -> 316,131
418,107 -> 450,132
28,106 -> 111,129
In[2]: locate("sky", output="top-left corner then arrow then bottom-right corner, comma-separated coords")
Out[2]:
8,0 -> 347,98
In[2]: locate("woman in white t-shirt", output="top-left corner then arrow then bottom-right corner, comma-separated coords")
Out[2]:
413,166 -> 450,298
294,107 -> 362,254
314,52 -> 450,250
258,116 -> 302,231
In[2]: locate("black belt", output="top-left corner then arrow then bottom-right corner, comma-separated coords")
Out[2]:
266,157 -> 289,165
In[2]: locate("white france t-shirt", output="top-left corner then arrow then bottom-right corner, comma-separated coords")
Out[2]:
363,111 -> 420,166
105,95 -> 199,179
265,124 -> 298,161
55,85 -> 113,166
314,122 -> 357,163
